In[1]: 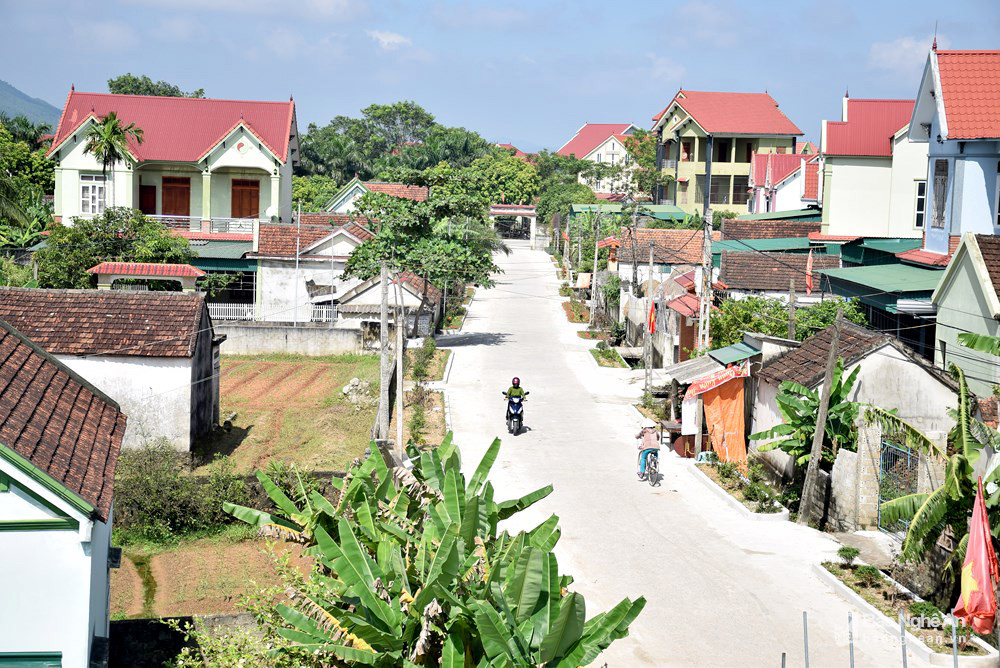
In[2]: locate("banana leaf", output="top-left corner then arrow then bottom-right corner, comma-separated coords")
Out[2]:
538,591 -> 585,663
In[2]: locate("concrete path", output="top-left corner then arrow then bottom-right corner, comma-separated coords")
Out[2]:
440,241 -> 929,667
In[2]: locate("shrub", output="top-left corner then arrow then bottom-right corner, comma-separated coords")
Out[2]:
596,340 -> 608,350
264,460 -> 319,507
608,321 -> 626,345
747,459 -> 767,485
114,440 -> 247,543
837,546 -> 861,568
409,403 -> 427,444
714,460 -> 738,481
909,601 -> 943,625
855,565 -> 883,588
742,481 -> 771,504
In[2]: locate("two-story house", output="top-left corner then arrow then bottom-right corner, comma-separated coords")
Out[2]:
556,123 -> 638,196
819,97 -> 928,237
651,90 -> 803,215
47,88 -> 299,233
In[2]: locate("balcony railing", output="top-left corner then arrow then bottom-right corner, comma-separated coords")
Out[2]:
208,303 -> 256,321
661,159 -> 678,170
311,304 -> 338,323
148,215 -> 258,234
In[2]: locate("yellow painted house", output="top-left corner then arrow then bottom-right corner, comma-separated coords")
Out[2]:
650,90 -> 803,215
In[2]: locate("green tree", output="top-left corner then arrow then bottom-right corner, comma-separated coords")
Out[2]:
0,172 -> 28,229
709,296 -> 868,349
468,151 -> 540,204
107,73 -> 204,98
292,174 -> 340,211
36,207 -> 193,288
794,297 -> 867,340
0,114 -> 51,148
300,126 -> 367,182
219,435 -> 645,665
84,112 -> 144,180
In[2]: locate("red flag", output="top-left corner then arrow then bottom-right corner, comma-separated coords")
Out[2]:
648,300 -> 657,334
805,250 -> 814,296
954,478 -> 999,634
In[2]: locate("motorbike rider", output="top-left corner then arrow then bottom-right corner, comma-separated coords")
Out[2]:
504,377 -> 526,399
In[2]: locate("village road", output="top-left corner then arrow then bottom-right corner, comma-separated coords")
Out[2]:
442,240 -> 931,668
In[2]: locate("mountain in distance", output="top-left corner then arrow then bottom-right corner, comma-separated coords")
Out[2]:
0,80 -> 61,126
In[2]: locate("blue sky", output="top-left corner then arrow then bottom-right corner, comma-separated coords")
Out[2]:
2,0 -> 998,152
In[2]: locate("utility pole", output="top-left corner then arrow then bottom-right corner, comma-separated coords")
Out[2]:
630,203 -> 640,294
787,279 -> 797,340
293,201 -> 301,328
375,261 -> 390,440
394,273 -> 405,462
589,212 -> 601,326
644,240 -> 654,394
798,309 -> 843,526
697,135 -> 714,351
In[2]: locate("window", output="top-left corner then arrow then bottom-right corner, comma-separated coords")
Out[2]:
931,159 -> 949,229
710,175 -> 731,204
678,181 -> 688,204
732,176 -> 750,206
716,139 -> 731,163
595,180 -> 603,191
914,180 -> 927,228
744,143 -> 754,163
682,141 -> 693,162
80,174 -> 106,215
595,154 -> 601,163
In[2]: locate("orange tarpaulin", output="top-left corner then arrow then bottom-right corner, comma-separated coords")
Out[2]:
701,377 -> 747,467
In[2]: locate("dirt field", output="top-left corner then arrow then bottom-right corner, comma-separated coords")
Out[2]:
111,533 -> 311,618
195,354 -> 380,473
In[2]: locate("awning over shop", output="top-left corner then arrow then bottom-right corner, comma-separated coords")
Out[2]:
657,355 -> 723,385
817,264 -> 944,312
708,342 -> 760,366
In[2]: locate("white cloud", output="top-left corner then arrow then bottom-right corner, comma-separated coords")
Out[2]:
125,0 -> 366,21
870,34 -> 949,78
673,1 -> 741,48
432,4 -> 529,29
72,20 -> 139,50
155,16 -> 207,42
367,30 -> 411,51
647,52 -> 685,86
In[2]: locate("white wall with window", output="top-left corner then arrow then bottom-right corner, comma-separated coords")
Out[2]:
79,174 -> 106,216
887,129 -> 932,234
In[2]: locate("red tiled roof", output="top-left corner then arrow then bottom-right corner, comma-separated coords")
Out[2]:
667,293 -> 701,318
654,90 -> 802,136
87,262 -> 205,278
758,321 -> 889,387
596,236 -> 620,249
0,319 -> 126,522
396,272 -> 441,302
618,228 -> 720,265
497,143 -> 527,158
802,158 -> 820,201
255,219 -> 374,257
557,123 -> 634,158
808,233 -> 859,242
824,99 -> 913,157
0,288 -> 206,358
170,230 -> 253,242
675,270 -> 695,291
974,235 -> 1000,299
362,182 -> 428,201
723,218 -> 821,240
936,51 -> 1000,139
750,152 -> 804,187
720,251 -> 840,292
48,91 -> 295,162
895,249 -> 951,267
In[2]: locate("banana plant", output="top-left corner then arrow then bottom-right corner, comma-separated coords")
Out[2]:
224,433 -> 645,666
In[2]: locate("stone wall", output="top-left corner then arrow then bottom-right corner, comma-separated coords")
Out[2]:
856,421 -> 882,529
216,321 -> 363,356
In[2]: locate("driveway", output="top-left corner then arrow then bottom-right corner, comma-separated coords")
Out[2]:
442,241 -> 928,667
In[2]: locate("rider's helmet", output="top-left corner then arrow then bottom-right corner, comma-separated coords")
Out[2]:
511,377 -> 520,387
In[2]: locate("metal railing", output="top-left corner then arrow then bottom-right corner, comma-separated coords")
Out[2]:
661,159 -> 678,170
311,304 -> 338,323
148,215 -> 258,234
208,303 -> 256,321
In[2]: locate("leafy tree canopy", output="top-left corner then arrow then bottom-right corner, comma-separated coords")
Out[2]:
468,151 -> 539,205
710,296 -> 868,349
292,174 -> 339,211
36,207 -> 193,289
0,113 -> 51,148
0,123 -> 55,244
107,73 -> 205,98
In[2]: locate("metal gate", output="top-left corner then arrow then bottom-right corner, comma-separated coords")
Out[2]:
877,440 -> 919,538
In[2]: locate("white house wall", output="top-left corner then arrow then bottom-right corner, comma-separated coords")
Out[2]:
576,136 -> 634,194
57,355 -> 193,451
824,156 -> 896,236
0,461 -> 104,667
259,260 -> 354,323
886,133 -> 930,236
772,171 -> 805,212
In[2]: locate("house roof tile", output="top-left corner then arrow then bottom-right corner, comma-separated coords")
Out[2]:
557,123 -> 634,158
0,319 -> 126,522
87,262 -> 206,278
666,293 -> 701,318
255,218 -> 374,258
48,91 -> 295,162
722,218 -> 821,240
654,90 -> 802,136
362,182 -> 429,201
719,251 -> 840,292
0,288 -> 206,358
975,235 -> 1000,301
750,152 -> 804,187
936,50 -> 1000,139
757,321 -> 890,387
802,158 -> 820,200
618,228 -> 720,265
824,99 -> 914,157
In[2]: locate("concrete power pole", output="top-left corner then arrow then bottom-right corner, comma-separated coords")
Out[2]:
375,261 -> 390,440
798,309 -> 844,526
394,274 -> 405,461
787,279 -> 797,340
589,212 -> 601,326
697,135 -> 714,351
644,241 -> 654,394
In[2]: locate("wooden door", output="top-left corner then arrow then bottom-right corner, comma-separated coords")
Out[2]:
161,177 -> 191,216
231,179 -> 260,219
139,185 -> 156,214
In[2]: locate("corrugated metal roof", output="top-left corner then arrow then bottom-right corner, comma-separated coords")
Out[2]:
824,99 -> 913,157
857,239 -> 922,253
734,208 -> 821,221
709,342 -> 760,365
818,264 -> 944,293
570,203 -> 687,220
713,237 -> 812,253
188,240 -> 253,259
658,355 -> 723,384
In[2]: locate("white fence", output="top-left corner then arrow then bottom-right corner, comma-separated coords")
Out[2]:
208,303 -> 256,321
311,304 -> 338,323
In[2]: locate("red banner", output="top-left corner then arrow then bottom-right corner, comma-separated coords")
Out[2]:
684,361 -> 749,399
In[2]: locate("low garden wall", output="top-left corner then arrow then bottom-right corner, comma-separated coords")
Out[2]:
216,322 -> 363,356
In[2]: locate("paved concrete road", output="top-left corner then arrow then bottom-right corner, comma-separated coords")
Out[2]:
442,241 -> 929,667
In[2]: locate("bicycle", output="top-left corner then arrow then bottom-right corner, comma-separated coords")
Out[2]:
644,449 -> 659,487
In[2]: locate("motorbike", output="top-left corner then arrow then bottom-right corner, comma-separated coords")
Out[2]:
502,391 -> 529,435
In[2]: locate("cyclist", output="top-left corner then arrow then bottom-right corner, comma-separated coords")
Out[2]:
636,419 -> 660,480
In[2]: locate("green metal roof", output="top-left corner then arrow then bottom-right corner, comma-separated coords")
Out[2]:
187,240 -> 253,259
734,208 -> 822,221
713,237 -> 812,252
818,264 -> 944,293
708,342 -> 761,365
857,239 -> 922,253
569,203 -> 687,220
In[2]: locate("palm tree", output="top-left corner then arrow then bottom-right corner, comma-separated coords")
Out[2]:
84,112 -> 143,180
2,115 -> 51,148
873,365 -> 1000,567
0,172 -> 29,228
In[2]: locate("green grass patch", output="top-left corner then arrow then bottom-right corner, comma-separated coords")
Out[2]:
590,347 -> 626,368
563,300 -> 589,323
